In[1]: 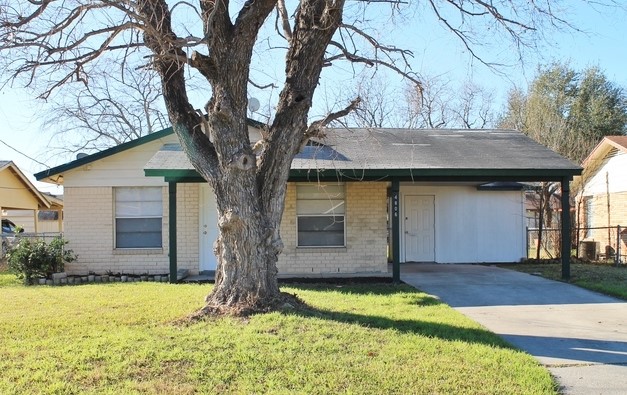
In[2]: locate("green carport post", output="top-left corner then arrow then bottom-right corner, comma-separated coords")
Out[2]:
560,177 -> 571,280
391,179 -> 401,284
169,181 -> 178,283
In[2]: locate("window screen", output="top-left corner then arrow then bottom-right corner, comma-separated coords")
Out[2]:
296,184 -> 345,247
115,187 -> 163,248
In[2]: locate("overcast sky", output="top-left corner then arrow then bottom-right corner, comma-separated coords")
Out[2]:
0,1 -> 625,195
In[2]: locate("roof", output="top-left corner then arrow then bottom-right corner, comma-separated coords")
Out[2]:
605,136 -> 627,150
573,135 -> 627,193
145,128 -> 581,182
581,136 -> 627,167
34,127 -> 174,182
0,160 -> 51,208
34,118 -> 267,182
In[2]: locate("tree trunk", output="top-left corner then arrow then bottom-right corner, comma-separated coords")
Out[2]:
202,171 -> 285,315
138,0 -> 344,316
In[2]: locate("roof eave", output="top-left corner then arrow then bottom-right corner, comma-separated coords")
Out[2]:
35,127 -> 175,182
145,167 -> 582,183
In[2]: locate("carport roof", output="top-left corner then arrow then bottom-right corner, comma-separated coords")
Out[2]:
144,128 -> 581,182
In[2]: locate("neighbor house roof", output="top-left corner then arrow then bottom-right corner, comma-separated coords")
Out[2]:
0,160 -> 51,209
145,128 -> 581,182
581,136 -> 627,168
573,136 -> 627,193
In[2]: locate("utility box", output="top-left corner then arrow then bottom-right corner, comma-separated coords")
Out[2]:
579,240 -> 599,260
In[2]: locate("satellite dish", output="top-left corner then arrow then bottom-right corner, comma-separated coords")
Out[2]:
248,97 -> 260,113
76,153 -> 88,160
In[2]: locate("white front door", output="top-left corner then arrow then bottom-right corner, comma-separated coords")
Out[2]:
199,184 -> 218,272
404,195 -> 435,262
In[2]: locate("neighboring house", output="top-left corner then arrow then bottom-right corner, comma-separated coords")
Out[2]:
4,193 -> 64,233
573,136 -> 627,260
35,126 -> 580,279
0,160 -> 53,231
1,160 -> 56,256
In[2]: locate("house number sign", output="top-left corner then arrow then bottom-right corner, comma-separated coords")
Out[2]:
393,194 -> 399,218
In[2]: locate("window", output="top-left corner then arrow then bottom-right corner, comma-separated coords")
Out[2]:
297,183 -> 345,247
38,210 -> 60,221
115,187 -> 163,248
585,196 -> 593,238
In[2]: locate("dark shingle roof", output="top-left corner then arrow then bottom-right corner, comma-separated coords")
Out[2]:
291,128 -> 577,170
145,128 -> 581,182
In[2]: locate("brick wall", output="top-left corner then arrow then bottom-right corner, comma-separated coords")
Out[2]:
578,191 -> 627,256
63,186 -> 170,275
278,182 -> 389,275
176,183 -> 200,273
64,182 -> 389,276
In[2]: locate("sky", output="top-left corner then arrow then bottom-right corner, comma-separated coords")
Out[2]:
0,1 -> 626,195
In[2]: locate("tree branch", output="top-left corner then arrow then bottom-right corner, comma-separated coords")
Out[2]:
305,97 -> 362,140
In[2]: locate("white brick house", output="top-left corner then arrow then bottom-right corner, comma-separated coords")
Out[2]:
36,125 -> 580,280
574,136 -> 627,260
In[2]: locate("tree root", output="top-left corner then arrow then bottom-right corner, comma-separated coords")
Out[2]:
181,291 -> 308,323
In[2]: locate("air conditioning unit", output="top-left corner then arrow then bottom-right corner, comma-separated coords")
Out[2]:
579,240 -> 599,260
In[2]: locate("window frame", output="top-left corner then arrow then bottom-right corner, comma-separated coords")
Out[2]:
296,183 -> 346,248
114,187 -> 163,249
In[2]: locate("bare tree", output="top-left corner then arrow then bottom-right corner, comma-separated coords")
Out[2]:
338,74 -> 496,129
46,62 -> 168,154
0,0 -> 618,315
406,76 -> 496,129
336,76 -> 410,128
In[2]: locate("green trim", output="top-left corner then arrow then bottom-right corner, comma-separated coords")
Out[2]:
288,168 -> 581,181
35,118 -> 266,182
168,182 -> 178,283
35,128 -> 174,181
144,169 -> 200,181
145,167 -> 581,183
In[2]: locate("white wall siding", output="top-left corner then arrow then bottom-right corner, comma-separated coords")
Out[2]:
582,152 -> 627,196
62,135 -> 179,188
400,184 -> 525,263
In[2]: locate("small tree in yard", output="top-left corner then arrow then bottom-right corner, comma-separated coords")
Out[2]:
0,1 -> 619,315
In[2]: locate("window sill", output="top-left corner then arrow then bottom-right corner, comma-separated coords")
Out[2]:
296,246 -> 347,252
113,248 -> 164,255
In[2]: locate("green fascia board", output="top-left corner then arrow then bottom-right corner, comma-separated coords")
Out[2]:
34,118 -> 267,181
146,167 -> 581,183
35,127 -> 174,180
287,168 -> 581,182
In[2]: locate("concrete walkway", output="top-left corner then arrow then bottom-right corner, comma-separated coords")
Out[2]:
401,263 -> 627,395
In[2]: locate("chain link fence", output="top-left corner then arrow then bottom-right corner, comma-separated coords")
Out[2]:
1,232 -> 63,259
527,225 -> 626,264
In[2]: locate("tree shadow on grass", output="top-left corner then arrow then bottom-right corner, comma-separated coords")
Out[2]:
282,282 -> 424,297
282,285 -> 514,350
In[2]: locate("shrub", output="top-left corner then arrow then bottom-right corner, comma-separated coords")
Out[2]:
7,236 -> 77,283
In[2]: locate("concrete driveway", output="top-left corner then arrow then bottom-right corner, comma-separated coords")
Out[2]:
401,263 -> 627,395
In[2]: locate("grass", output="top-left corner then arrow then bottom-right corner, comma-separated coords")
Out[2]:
0,268 -> 557,394
501,261 -> 627,300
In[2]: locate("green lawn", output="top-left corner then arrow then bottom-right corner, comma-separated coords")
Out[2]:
501,261 -> 627,300
0,269 -> 556,394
